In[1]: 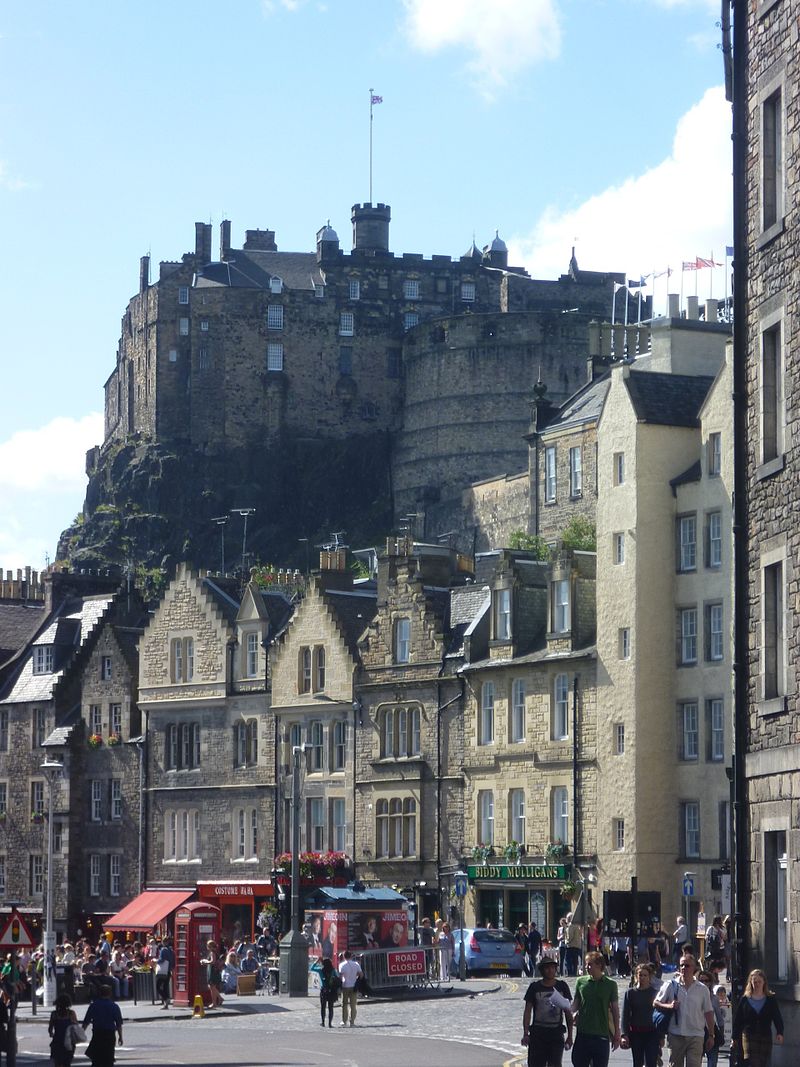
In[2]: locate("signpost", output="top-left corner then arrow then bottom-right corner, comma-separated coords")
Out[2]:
454,871 -> 467,981
683,871 -> 696,953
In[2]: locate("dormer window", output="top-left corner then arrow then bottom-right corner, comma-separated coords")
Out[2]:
551,579 -> 571,633
32,646 -> 53,675
494,588 -> 512,641
270,276 -> 283,294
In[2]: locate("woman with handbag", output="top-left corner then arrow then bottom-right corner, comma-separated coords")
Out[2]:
49,993 -> 80,1067
731,969 -> 784,1067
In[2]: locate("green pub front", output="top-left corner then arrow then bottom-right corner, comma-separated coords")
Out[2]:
466,862 -> 572,938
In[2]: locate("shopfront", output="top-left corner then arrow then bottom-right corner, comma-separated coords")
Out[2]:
467,862 -> 572,938
196,880 -> 274,944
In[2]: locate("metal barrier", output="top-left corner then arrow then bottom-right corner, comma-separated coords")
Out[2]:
354,945 -> 452,993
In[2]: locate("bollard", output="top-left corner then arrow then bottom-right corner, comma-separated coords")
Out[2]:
6,1012 -> 17,1067
191,994 -> 205,1019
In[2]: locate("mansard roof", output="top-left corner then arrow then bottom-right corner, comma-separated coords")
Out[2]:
624,370 -> 714,427
196,251 -> 324,292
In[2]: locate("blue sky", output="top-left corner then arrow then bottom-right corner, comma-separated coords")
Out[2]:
0,0 -> 732,570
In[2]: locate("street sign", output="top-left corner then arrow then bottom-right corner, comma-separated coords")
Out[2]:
454,873 -> 468,898
0,910 -> 35,948
683,876 -> 695,898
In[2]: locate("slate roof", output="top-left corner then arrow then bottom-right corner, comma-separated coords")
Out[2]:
670,460 -> 702,489
261,592 -> 295,641
625,371 -> 714,427
462,645 -> 597,673
542,374 -> 610,434
195,251 -> 324,292
1,595 -> 113,704
323,589 -> 377,656
446,585 -> 490,658
201,577 -> 240,628
0,601 -> 46,666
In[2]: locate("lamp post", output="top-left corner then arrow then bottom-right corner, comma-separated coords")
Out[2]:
278,744 -> 309,996
41,758 -> 63,1009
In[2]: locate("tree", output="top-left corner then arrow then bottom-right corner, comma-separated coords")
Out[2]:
508,530 -> 551,560
561,516 -> 596,552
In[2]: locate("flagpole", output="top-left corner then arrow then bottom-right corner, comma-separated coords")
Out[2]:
695,258 -> 699,299
680,265 -> 685,312
710,251 -> 714,301
369,88 -> 374,202
611,284 -> 617,358
725,249 -> 730,321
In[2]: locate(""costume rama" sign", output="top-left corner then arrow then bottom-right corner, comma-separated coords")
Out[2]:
467,863 -> 570,881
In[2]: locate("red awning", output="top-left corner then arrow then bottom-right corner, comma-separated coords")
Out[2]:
103,889 -> 195,932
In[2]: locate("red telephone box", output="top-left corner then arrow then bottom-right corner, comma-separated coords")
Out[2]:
172,901 -> 221,1007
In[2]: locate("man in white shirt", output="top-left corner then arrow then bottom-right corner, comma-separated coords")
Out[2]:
338,951 -> 363,1027
654,954 -> 714,1067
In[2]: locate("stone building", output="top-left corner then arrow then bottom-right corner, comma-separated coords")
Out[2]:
734,0 -> 800,1051
136,564 -> 294,944
0,569 -> 122,935
268,549 -> 377,866
70,201 -> 648,574
459,547 -> 597,933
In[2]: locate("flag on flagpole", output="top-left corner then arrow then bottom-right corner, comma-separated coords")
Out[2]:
628,276 -> 647,289
371,93 -> 383,104
613,282 -> 626,293
725,245 -> 734,257
682,261 -> 698,271
653,267 -> 672,279
695,257 -> 720,269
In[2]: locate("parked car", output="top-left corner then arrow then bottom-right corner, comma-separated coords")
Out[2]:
451,927 -> 524,976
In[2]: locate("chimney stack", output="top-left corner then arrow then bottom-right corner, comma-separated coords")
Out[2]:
686,295 -> 699,320
195,222 -> 212,264
705,298 -> 718,323
139,255 -> 150,294
220,220 -> 232,261
667,293 -> 680,318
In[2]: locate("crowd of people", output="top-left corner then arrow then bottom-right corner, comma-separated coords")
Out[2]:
518,911 -> 784,1067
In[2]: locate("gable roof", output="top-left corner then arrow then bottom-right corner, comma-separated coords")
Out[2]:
323,589 -> 377,656
624,370 -> 714,427
0,601 -> 47,668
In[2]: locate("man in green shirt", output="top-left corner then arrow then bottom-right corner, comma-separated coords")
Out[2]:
570,951 -> 620,1067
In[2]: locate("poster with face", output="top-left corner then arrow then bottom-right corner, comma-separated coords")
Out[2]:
321,911 -> 346,959
380,912 -> 409,948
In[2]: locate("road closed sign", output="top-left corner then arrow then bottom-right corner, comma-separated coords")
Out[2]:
387,949 -> 426,977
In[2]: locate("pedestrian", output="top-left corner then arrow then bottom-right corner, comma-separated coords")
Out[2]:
696,971 -> 724,1067
557,918 -> 568,976
672,916 -> 688,963
517,924 -> 531,975
731,968 -> 784,1067
570,950 -> 620,1067
338,950 -> 363,1027
527,922 -> 543,974
703,916 -> 725,970
155,939 -> 173,1009
318,957 -> 338,1028
521,956 -> 573,1067
438,922 -> 455,979
654,953 -> 714,1067
620,964 -> 658,1067
566,915 -> 583,977
49,992 -> 79,1067
201,941 -> 224,1007
83,984 -> 123,1066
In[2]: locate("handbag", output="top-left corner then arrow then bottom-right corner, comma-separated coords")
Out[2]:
66,1023 -> 87,1051
653,979 -> 678,1037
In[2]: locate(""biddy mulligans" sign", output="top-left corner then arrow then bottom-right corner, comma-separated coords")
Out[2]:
467,863 -> 570,881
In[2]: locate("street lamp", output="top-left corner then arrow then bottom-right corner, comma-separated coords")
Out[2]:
278,744 -> 309,996
40,758 -> 63,1009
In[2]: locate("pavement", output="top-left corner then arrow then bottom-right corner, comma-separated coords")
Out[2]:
12,976 -> 503,1026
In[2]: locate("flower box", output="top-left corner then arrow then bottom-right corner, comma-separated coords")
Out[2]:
88,733 -> 103,748
275,851 -> 351,882
31,812 -> 45,824
107,734 -> 121,746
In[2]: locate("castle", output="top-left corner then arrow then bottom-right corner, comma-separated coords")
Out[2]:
83,202 -> 645,566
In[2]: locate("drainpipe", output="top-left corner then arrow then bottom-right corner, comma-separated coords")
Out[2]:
436,679 -> 465,899
730,0 -> 749,996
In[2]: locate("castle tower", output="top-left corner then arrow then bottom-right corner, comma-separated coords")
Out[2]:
351,202 -> 390,254
316,221 -> 340,263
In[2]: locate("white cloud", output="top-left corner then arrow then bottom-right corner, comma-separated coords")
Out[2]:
0,413 -> 103,492
0,414 -> 102,570
402,0 -> 560,92
0,160 -> 36,192
508,87 -> 733,312
261,0 -> 305,14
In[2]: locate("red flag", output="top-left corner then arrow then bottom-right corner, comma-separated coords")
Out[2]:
696,257 -> 716,269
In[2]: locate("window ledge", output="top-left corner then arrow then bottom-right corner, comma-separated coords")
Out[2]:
757,454 -> 785,481
230,857 -> 260,865
756,218 -> 785,251
759,696 -> 787,716
758,0 -> 781,16
372,755 -> 425,766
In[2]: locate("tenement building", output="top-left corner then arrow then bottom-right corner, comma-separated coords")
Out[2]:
735,0 -> 800,1054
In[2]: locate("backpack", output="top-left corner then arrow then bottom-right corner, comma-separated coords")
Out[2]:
653,979 -> 678,1037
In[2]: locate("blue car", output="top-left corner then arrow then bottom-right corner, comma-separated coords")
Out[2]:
451,927 -> 525,977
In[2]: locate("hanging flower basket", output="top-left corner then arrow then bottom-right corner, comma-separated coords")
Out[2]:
560,879 -> 579,900
275,851 -> 350,883
88,733 -> 103,748
503,841 -> 522,864
107,733 -> 121,747
545,841 -> 569,861
31,811 -> 45,825
471,844 -> 495,863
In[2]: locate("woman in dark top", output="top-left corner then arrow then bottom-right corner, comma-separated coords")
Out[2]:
620,964 -> 659,1067
202,941 -> 224,1008
83,985 -> 123,1067
731,969 -> 784,1067
49,993 -> 79,1067
318,957 -> 338,1028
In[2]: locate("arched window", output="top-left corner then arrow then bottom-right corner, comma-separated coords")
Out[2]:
397,707 -> 408,757
390,799 -> 403,857
376,800 -> 389,857
383,708 -> 395,758
299,647 -> 312,693
403,798 -> 417,856
314,646 -> 326,692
